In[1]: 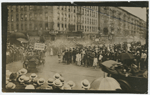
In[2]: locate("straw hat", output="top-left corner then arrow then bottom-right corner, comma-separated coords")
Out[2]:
37,78 -> 45,85
67,81 -> 75,88
81,79 -> 90,89
6,82 -> 16,89
24,77 -> 31,84
47,78 -> 54,86
53,79 -> 62,87
30,73 -> 37,79
18,75 -> 26,83
18,68 -> 27,75
25,85 -> 35,89
60,77 -> 65,83
62,84 -> 72,90
53,73 -> 61,79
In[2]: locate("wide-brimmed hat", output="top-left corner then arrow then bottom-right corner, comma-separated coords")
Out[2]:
81,79 -> 90,89
62,84 -> 72,90
24,77 -> 31,84
9,73 -> 17,80
18,68 -> 27,75
60,77 -> 65,83
18,75 -> 26,83
37,78 -> 45,85
6,82 -> 16,89
67,81 -> 75,88
53,73 -> 61,79
53,79 -> 62,87
47,78 -> 54,86
25,85 -> 35,89
30,73 -> 37,79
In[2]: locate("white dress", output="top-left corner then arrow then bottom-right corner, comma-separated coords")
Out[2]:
50,48 -> 53,56
93,58 -> 98,66
76,54 -> 81,66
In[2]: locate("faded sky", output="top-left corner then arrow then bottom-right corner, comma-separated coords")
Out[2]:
120,7 -> 147,22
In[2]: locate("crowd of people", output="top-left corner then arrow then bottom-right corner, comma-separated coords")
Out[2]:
6,43 -> 25,64
59,41 -> 147,70
6,68 -> 92,90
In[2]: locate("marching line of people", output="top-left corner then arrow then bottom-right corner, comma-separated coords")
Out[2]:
57,41 -> 147,70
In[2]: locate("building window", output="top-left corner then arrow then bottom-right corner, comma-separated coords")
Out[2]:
25,14 -> 27,21
21,14 -> 23,21
57,17 -> 59,20
62,24 -> 63,29
40,13 -> 42,17
25,24 -> 27,30
21,6 -> 23,11
65,6 -> 67,11
45,23 -> 48,30
21,24 -> 23,30
29,6 -> 32,10
34,24 -> 37,30
62,18 -> 63,21
34,13 -> 37,18
39,24 -> 42,30
57,23 -> 60,30
24,6 -> 27,11
45,12 -> 48,17
16,14 -> 19,21
29,13 -> 32,20
11,15 -> 13,22
16,6 -> 19,12
68,7 -> 70,12
29,23 -> 32,30
11,24 -> 14,31
62,6 -> 63,10
57,6 -> 59,9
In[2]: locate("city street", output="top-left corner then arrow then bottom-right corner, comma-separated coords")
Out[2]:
6,53 -> 105,90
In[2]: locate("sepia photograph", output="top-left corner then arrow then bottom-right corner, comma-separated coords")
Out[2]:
2,2 -> 148,93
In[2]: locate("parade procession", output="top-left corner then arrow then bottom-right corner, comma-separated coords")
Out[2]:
4,4 -> 148,93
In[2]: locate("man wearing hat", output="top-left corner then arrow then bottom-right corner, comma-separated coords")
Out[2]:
6,82 -> 16,89
67,81 -> 75,89
62,84 -> 72,90
35,78 -> 45,89
52,79 -> 63,90
53,73 -> 61,80
46,78 -> 55,90
81,79 -> 90,90
30,73 -> 38,83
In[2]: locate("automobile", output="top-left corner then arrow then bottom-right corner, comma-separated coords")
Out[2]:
23,55 -> 44,72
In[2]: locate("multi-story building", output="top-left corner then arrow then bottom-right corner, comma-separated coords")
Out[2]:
98,7 -> 146,37
7,5 -> 98,34
7,5 -> 146,38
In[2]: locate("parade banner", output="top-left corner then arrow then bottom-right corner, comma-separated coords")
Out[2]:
34,43 -> 45,50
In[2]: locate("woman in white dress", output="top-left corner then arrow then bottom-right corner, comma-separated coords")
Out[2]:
76,52 -> 81,66
50,48 -> 53,56
93,56 -> 98,69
